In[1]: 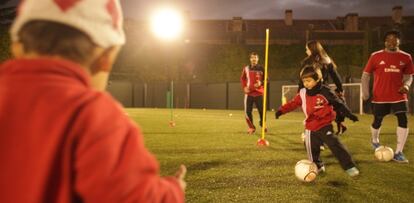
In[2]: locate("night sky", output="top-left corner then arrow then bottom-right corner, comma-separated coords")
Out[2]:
123,0 -> 414,20
2,0 -> 413,20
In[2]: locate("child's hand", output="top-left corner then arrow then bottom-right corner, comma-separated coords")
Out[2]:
275,110 -> 282,119
243,86 -> 250,94
175,165 -> 187,192
348,114 -> 359,122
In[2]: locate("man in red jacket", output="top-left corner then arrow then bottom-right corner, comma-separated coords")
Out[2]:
0,0 -> 186,202
240,52 -> 265,134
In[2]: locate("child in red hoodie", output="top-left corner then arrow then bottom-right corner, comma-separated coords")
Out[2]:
275,65 -> 360,177
0,0 -> 185,202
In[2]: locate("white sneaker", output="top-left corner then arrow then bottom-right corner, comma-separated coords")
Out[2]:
346,167 -> 360,177
318,166 -> 326,174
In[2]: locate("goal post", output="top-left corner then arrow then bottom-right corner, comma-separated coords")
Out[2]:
281,83 -> 363,115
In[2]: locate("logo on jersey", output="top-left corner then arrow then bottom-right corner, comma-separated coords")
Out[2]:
379,61 -> 386,65
314,97 -> 324,109
400,61 -> 405,66
384,65 -> 400,73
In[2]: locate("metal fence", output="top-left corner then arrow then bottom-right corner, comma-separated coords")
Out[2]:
106,80 -> 295,110
106,80 -> 414,114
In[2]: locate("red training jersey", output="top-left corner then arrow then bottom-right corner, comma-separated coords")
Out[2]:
0,58 -> 184,203
363,50 -> 414,103
240,64 -> 264,97
278,85 -> 353,131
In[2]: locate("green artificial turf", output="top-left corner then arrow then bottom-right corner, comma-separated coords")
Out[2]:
127,108 -> 414,202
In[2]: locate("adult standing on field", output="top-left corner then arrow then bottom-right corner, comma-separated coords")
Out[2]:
361,30 -> 414,163
299,40 -> 347,135
0,0 -> 186,202
241,52 -> 266,134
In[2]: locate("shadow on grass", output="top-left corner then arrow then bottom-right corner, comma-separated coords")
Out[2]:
185,159 -> 294,174
318,180 -> 349,202
187,160 -> 224,171
145,132 -> 224,135
153,147 -> 252,154
327,180 -> 348,187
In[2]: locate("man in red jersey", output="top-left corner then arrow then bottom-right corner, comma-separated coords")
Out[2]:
362,30 -> 414,163
240,52 -> 266,134
0,0 -> 186,202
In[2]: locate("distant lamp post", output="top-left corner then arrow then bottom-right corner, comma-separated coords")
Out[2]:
150,7 -> 184,127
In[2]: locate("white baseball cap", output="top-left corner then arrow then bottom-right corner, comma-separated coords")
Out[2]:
10,0 -> 125,48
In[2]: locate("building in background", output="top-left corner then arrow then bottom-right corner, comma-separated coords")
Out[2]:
125,6 -> 414,46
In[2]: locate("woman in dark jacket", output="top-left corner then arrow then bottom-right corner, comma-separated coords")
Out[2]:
299,40 -> 347,135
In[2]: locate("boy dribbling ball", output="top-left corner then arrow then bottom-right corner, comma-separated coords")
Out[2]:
276,65 -> 360,177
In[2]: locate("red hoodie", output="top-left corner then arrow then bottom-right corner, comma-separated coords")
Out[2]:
0,58 -> 184,203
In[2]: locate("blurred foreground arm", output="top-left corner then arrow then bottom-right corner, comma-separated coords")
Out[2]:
361,72 -> 371,101
72,94 -> 185,202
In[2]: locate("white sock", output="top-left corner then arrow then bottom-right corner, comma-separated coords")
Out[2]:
371,126 -> 381,144
396,127 -> 409,154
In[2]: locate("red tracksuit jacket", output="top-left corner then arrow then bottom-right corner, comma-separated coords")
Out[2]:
240,64 -> 264,96
0,58 -> 184,203
278,83 -> 353,131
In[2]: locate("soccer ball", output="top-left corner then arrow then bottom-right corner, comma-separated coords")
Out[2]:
374,146 -> 394,162
295,160 -> 318,182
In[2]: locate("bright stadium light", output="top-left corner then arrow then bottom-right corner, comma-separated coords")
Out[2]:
150,7 -> 184,41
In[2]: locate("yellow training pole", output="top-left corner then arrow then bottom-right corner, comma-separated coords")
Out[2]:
261,29 -> 270,140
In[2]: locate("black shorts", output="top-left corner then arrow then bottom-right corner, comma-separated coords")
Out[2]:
372,101 -> 408,117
